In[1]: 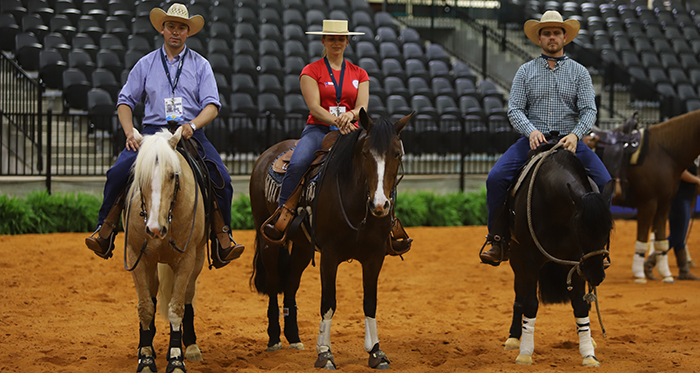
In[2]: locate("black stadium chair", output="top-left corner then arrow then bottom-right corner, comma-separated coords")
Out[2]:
92,68 -> 120,103
15,32 -> 42,71
39,48 -> 67,89
63,68 -> 91,110
0,12 -> 19,51
87,87 -> 115,132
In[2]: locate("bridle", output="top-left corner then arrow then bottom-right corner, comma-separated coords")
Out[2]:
123,169 -> 200,271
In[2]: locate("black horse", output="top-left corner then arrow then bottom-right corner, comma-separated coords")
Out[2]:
503,143 -> 614,367
249,109 -> 412,369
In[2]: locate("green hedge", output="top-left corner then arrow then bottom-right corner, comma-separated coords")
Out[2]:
0,188 -> 488,235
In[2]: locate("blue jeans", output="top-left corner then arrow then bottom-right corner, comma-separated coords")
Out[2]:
278,124 -> 331,207
97,125 -> 233,228
667,190 -> 693,255
486,136 -> 612,230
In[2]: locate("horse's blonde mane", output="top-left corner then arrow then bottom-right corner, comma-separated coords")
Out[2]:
133,130 -> 182,194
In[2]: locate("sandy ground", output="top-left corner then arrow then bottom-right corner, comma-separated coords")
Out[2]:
1,220 -> 700,373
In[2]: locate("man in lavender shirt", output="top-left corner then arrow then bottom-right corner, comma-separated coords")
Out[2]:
85,3 -> 243,269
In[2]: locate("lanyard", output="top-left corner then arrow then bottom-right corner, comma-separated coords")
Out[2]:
160,47 -> 189,97
324,57 -> 346,106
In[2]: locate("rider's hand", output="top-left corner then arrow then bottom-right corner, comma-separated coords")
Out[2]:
335,111 -> 358,135
125,129 -> 142,151
559,133 -> 578,153
528,130 -> 546,150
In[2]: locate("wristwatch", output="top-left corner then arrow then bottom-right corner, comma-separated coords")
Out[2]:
188,122 -> 196,131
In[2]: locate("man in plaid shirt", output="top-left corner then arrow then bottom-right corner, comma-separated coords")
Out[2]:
479,10 -> 612,266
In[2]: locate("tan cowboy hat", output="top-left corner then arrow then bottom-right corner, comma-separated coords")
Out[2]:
524,10 -> 580,46
150,3 -> 205,36
306,20 -> 364,35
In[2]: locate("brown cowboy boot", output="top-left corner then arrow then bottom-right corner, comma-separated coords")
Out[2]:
388,217 -> 412,255
262,182 -> 303,245
85,190 -> 125,259
210,200 -> 245,269
677,249 -> 699,280
479,234 -> 509,266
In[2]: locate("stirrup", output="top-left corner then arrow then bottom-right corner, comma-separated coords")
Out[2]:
86,226 -> 115,259
260,207 -> 293,246
479,234 -> 508,266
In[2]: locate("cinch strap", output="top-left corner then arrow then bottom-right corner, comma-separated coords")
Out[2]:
324,57 -> 346,106
161,47 -> 189,97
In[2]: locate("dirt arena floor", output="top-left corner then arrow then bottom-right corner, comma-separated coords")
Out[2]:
2,219 -> 700,372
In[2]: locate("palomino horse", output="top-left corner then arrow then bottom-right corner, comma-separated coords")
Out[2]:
124,127 -> 207,373
250,109 -> 411,369
592,110 -> 700,282
505,143 -> 614,367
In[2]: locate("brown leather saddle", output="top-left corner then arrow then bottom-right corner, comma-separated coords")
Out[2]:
271,131 -> 339,177
585,113 -> 648,201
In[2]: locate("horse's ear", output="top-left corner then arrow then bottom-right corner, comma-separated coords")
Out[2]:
601,179 -> 615,205
394,111 -> 415,134
358,107 -> 372,131
169,126 -> 183,148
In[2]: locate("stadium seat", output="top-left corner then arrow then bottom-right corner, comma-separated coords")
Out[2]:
386,94 -> 412,116
368,75 -> 385,102
232,73 -> 258,100
358,58 -> 382,81
367,94 -> 388,118
382,58 -> 407,83
478,79 -> 502,99
62,68 -> 91,110
105,17 -> 129,46
260,23 -> 283,46
0,12 -> 19,51
21,13 -> 49,43
260,39 -> 284,62
15,32 -> 42,71
43,32 -> 70,61
306,9 -> 325,27
39,48 -> 67,89
425,44 -> 450,65
384,76 -> 410,101
283,8 -> 305,28
411,95 -> 437,121
405,59 -> 429,81
259,55 -> 284,81
235,22 -> 257,43
285,56 -> 305,75
379,42 -> 403,65
259,7 -> 282,25
233,54 -> 258,77
459,95 -> 485,120
91,68 -> 120,103
233,39 -> 257,61
284,93 -> 309,117
376,26 -> 399,47
258,92 -> 286,120
87,87 -> 115,131
78,15 -> 104,44
258,73 -> 284,101
435,95 -> 460,118
283,24 -> 307,46
96,49 -> 123,79
428,60 -> 451,81
230,92 -> 258,117
351,10 -> 374,30
400,27 -> 421,44
432,77 -> 457,101
407,77 -> 431,101
355,41 -> 379,64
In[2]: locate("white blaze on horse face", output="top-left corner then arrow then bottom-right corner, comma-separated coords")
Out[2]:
370,150 -> 390,216
146,163 -> 163,236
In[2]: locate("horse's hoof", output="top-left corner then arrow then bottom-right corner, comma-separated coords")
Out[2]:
661,276 -> 675,283
515,354 -> 532,365
185,344 -> 203,362
504,338 -> 520,351
166,358 -> 186,373
374,362 -> 391,370
267,342 -> 283,352
288,342 -> 305,350
582,355 -> 600,367
634,277 -> 647,284
315,351 -> 336,370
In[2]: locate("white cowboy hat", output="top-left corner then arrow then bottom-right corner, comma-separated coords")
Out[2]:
524,10 -> 580,46
150,3 -> 205,36
306,20 -> 365,35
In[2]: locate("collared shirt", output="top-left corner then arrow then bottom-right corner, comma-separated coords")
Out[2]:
117,46 -> 221,126
507,56 -> 597,141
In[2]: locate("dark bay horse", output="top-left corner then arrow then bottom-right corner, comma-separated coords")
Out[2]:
124,127 -> 207,373
504,143 -> 614,367
612,110 -> 700,283
249,109 -> 412,369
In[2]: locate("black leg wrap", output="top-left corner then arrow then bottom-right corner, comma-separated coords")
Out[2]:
368,343 -> 391,369
182,304 -> 196,347
267,303 -> 281,347
166,325 -> 186,373
283,303 -> 300,344
167,325 -> 183,359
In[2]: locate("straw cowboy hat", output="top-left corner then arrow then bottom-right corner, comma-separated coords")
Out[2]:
150,3 -> 205,36
306,20 -> 364,35
523,10 -> 580,46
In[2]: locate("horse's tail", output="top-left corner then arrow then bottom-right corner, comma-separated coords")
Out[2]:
538,262 -> 570,304
157,263 -> 175,321
250,232 -> 291,295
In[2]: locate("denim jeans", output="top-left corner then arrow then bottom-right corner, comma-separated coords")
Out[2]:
485,136 -> 612,230
278,124 -> 331,207
97,125 -> 233,228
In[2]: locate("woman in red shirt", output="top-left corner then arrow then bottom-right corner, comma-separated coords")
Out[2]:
263,20 -> 368,241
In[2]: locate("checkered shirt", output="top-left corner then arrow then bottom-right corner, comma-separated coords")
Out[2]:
507,56 -> 597,141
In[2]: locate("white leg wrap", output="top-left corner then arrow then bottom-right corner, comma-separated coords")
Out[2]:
519,317 -> 536,356
632,241 -> 648,279
316,309 -> 333,354
576,317 -> 595,358
654,240 -> 674,280
364,317 -> 380,352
